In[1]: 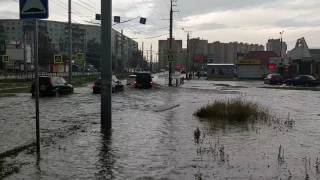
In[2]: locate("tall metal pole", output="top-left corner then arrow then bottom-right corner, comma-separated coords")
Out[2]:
193,41 -> 195,76
168,0 -> 173,86
150,44 -> 152,72
101,0 -> 112,129
68,0 -> 72,84
141,42 -> 144,71
34,19 -> 40,153
120,29 -> 123,72
147,50 -> 148,71
24,30 -> 27,74
280,31 -> 284,60
186,32 -> 189,78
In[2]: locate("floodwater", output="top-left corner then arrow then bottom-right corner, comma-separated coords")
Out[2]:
1,74 -> 320,179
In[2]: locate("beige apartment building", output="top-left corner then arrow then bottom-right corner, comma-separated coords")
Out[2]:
158,38 -> 183,68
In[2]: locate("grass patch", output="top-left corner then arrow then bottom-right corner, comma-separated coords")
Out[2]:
260,86 -> 320,91
194,98 -> 270,123
0,93 -> 16,98
0,87 -> 30,94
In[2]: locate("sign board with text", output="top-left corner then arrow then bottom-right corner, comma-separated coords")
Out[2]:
269,57 -> 281,65
236,59 -> 261,65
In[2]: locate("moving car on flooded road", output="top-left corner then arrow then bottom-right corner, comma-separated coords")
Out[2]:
264,73 -> 283,85
93,75 -> 124,94
126,75 -> 136,85
30,76 -> 73,96
135,72 -> 153,89
284,75 -> 320,86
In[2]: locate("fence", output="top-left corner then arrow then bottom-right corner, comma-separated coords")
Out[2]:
164,77 -> 185,87
0,72 -> 101,80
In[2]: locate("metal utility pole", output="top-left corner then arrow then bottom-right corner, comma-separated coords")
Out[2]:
147,50 -> 149,71
34,19 -> 40,153
68,0 -> 73,84
280,30 -> 284,60
141,42 -> 144,71
23,30 -> 27,74
168,0 -> 174,86
120,29 -> 123,72
150,44 -> 152,72
184,30 -> 190,78
193,42 -> 196,76
100,0 -> 112,129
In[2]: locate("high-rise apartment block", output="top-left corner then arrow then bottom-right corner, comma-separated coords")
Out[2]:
266,38 -> 287,57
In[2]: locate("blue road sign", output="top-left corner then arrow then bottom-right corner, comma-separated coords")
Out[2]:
167,53 -> 175,63
76,53 -> 83,60
54,55 -> 62,63
95,14 -> 101,20
2,55 -> 10,63
140,17 -> 147,24
19,0 -> 49,19
114,16 -> 120,23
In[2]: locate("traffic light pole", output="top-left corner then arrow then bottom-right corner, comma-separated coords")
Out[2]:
101,0 -> 112,129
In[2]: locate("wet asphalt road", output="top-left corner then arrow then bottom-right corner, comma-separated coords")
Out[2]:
2,74 -> 320,179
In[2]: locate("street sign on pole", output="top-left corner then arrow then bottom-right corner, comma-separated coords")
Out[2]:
20,0 -> 49,154
54,54 -> 63,63
19,0 -> 49,19
167,53 -> 176,63
76,53 -> 84,62
2,55 -> 9,62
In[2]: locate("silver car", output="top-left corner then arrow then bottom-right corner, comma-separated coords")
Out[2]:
126,75 -> 137,85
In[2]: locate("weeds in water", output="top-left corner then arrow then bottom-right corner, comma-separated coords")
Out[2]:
278,145 -> 284,165
316,157 -> 320,173
194,98 -> 271,124
194,127 -> 201,144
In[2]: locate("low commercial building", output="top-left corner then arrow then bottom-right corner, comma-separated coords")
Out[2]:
207,63 -> 234,78
236,51 -> 280,79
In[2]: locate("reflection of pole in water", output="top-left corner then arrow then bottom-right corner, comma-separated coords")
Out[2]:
97,129 -> 114,179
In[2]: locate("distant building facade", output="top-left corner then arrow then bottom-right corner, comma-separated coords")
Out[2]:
208,41 -> 264,64
266,38 -> 287,57
158,38 -> 183,68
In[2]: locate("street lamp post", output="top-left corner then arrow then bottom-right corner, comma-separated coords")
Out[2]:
280,30 -> 284,60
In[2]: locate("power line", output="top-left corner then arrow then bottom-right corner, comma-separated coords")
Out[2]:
131,0 -> 140,17
141,0 -> 165,19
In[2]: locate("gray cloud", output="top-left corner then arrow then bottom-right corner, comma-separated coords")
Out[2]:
0,11 -> 18,19
275,18 -> 316,28
190,23 -> 228,31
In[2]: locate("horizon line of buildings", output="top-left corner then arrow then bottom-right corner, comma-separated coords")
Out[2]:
158,37 -> 288,68
0,19 -> 139,69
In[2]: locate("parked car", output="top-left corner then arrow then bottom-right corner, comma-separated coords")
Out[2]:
283,75 -> 320,86
30,76 -> 73,96
93,75 -> 124,94
160,69 -> 165,72
126,75 -> 137,85
264,73 -> 283,85
135,72 -> 153,89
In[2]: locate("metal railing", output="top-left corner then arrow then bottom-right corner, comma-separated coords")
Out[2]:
0,71 -> 101,80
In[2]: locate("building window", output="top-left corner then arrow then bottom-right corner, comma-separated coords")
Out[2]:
12,37 -> 15,40
6,27 -> 9,30
12,27 -> 15,30
12,22 -> 15,25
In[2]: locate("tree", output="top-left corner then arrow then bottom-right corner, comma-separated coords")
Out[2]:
86,38 -> 101,69
38,32 -> 55,67
0,25 -> 6,70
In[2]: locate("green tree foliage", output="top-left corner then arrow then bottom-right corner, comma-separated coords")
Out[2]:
86,38 -> 100,69
38,32 -> 56,67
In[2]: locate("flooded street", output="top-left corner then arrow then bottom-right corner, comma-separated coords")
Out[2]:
2,75 -> 320,179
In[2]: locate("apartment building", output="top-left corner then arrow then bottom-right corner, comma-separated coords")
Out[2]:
0,19 -> 138,68
266,38 -> 287,57
208,41 -> 264,63
158,38 -> 183,68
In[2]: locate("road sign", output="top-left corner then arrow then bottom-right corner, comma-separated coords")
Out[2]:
114,16 -> 120,23
54,54 -> 63,63
19,0 -> 49,19
95,14 -> 101,20
2,55 -> 9,62
140,17 -> 147,24
167,53 -> 176,63
76,53 -> 84,63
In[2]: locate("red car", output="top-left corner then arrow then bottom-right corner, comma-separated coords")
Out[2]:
264,73 -> 283,85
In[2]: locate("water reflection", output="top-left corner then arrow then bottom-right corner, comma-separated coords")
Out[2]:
96,128 -> 115,180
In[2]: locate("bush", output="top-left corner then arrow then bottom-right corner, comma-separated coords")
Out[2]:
194,98 -> 270,123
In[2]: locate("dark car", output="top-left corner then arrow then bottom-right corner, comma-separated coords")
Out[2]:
135,72 -> 153,89
264,74 -> 283,85
30,76 -> 73,96
93,75 -> 124,94
284,75 -> 320,86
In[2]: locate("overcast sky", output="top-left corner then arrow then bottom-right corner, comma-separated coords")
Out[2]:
1,0 -> 320,58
